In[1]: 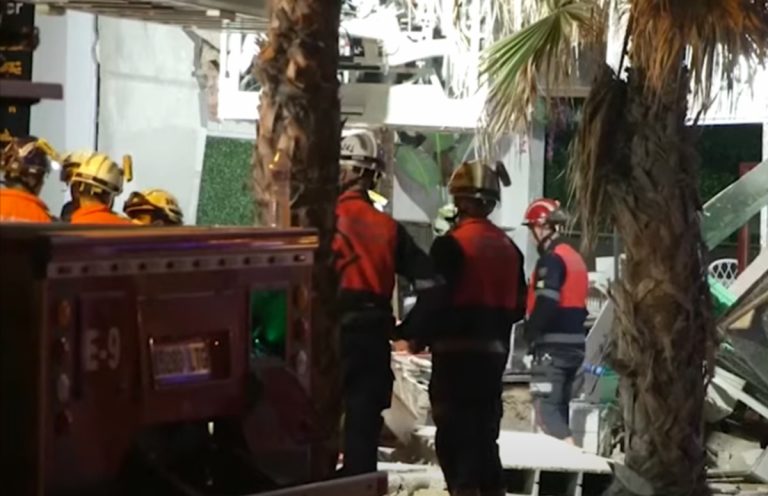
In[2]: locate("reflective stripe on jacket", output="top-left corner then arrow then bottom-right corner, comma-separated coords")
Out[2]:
526,241 -> 588,344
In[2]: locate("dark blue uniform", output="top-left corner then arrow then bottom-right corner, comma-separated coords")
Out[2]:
526,240 -> 588,440
404,218 -> 526,495
333,190 -> 442,475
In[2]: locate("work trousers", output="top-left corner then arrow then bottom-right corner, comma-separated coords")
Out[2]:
339,314 -> 393,475
429,350 -> 508,493
530,346 -> 584,440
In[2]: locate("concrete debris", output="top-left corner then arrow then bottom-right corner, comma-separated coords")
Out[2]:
706,432 -> 763,474
706,368 -> 748,423
385,353 -> 533,446
378,462 -> 446,496
568,401 -> 617,456
412,429 -> 614,496
752,447 -> 768,484
384,353 -> 432,445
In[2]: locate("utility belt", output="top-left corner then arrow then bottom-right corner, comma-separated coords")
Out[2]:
431,337 -> 507,355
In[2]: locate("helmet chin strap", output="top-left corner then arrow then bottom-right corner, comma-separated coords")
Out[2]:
533,226 -> 558,254
341,166 -> 379,193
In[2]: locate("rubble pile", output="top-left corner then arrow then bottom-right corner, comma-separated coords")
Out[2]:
707,270 -> 768,483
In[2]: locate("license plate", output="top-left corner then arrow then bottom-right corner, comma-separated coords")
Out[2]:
152,340 -> 212,385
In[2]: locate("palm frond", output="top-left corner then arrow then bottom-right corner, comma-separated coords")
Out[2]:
480,0 -> 606,138
567,64 -> 629,251
629,0 -> 768,107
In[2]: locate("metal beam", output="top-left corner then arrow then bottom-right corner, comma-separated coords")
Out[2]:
702,158 -> 768,250
581,159 -> 768,399
25,0 -> 269,31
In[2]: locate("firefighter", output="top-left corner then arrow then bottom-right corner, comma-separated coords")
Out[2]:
523,198 -> 588,445
333,130 -> 442,476
58,151 -> 90,222
66,152 -> 134,225
410,160 -> 526,496
0,136 -> 56,223
123,188 -> 184,226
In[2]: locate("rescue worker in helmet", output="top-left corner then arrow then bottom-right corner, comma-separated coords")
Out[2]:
523,198 -> 588,445
404,160 -> 526,496
333,130 -> 443,476
123,189 -> 184,226
58,150 -> 91,222
66,152 -> 134,225
0,136 -> 56,223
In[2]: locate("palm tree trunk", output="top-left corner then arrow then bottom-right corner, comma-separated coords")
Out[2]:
607,66 -> 717,496
254,0 -> 342,479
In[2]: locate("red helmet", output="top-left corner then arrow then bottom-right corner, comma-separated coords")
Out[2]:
523,198 -> 568,226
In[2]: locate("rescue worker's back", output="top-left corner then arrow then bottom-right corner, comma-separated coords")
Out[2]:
0,189 -> 52,223
435,217 -> 526,341
333,131 -> 443,477
403,160 -> 525,496
334,190 -> 398,309
70,204 -> 134,225
64,152 -> 134,226
0,137 -> 56,223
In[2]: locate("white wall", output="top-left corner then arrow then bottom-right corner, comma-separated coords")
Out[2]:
31,12 -> 99,216
96,18 -> 207,224
491,124 -> 546,275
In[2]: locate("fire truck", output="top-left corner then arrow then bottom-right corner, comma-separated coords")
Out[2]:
0,225 -> 387,496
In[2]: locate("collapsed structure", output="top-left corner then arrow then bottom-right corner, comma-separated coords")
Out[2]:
386,160 -> 768,495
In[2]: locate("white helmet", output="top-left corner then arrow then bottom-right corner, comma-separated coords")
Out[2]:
340,130 -> 382,172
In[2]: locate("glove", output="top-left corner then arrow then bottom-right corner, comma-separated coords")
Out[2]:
408,340 -> 427,355
522,354 -> 534,370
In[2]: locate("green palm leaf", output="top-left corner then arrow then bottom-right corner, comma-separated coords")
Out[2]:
423,133 -> 456,155
395,145 -> 442,191
480,0 -> 604,139
450,134 -> 475,165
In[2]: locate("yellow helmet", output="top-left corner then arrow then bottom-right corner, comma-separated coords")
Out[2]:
447,160 -> 511,204
68,152 -> 133,198
59,150 -> 94,182
123,188 -> 183,225
1,137 -> 54,177
0,137 -> 59,194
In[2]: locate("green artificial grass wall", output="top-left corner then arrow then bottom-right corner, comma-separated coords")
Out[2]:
197,136 -> 256,226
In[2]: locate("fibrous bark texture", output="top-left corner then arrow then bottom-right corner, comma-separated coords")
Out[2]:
570,60 -> 718,496
607,67 -> 717,496
254,0 -> 342,479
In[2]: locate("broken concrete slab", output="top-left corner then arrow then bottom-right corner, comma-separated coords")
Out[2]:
378,462 -> 446,496
415,428 -> 612,474
706,432 -> 763,473
752,447 -> 768,484
385,353 -> 432,445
